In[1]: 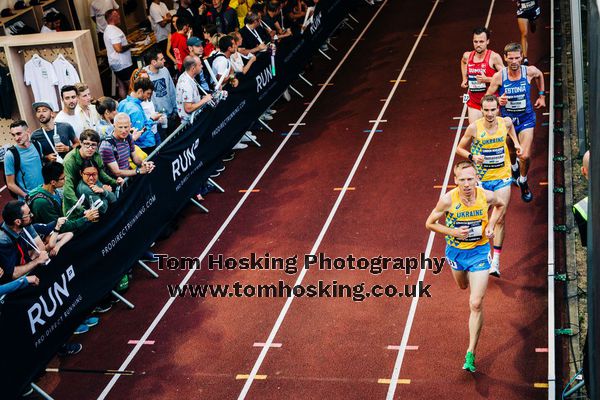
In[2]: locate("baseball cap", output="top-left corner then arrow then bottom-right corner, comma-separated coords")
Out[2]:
32,101 -> 53,111
187,36 -> 202,47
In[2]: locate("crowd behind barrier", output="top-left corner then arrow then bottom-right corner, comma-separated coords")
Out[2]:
0,0 -> 355,397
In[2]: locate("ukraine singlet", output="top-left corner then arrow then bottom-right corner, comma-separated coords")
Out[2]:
445,187 -> 489,250
466,50 -> 496,109
470,117 -> 511,182
499,65 -> 534,119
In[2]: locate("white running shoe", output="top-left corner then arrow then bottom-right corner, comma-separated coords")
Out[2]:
233,142 -> 248,150
244,131 -> 257,140
283,89 -> 292,101
266,109 -> 276,115
489,257 -> 500,278
261,113 -> 273,121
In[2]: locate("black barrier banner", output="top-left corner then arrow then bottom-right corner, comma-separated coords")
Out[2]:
0,0 -> 355,397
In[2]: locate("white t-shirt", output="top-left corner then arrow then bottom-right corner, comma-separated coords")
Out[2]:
75,104 -> 101,132
141,100 -> 158,134
176,72 -> 200,123
104,24 -> 132,72
52,57 -> 81,90
211,53 -> 231,81
24,56 -> 60,111
40,25 -> 55,33
149,2 -> 171,43
90,0 -> 119,33
55,111 -> 85,138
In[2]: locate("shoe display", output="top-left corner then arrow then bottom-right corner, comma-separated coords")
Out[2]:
260,113 -> 273,121
283,89 -> 292,101
222,152 -> 235,162
462,351 -> 476,372
266,109 -> 276,115
57,343 -> 83,356
74,324 -> 89,335
233,142 -> 248,150
84,316 -> 99,327
210,171 -> 221,178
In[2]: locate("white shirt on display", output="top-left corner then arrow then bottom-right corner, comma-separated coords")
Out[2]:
24,55 -> 60,111
90,0 -> 119,33
104,24 -> 133,72
55,110 -> 85,138
149,2 -> 171,43
40,26 -> 55,33
52,56 -> 81,90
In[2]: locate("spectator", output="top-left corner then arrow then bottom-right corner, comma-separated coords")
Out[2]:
202,24 -> 218,56
100,112 -> 156,178
239,12 -> 269,55
104,8 -> 134,99
263,1 -> 292,40
149,0 -> 172,51
573,150 -> 590,246
206,0 -> 239,33
31,101 -> 79,162
75,83 -> 101,131
117,77 -> 160,154
94,96 -> 119,139
76,160 -> 117,215
55,85 -> 85,138
167,15 -> 192,71
229,31 -> 257,76
90,0 -> 119,49
174,0 -> 205,36
187,36 -> 213,92
5,120 -> 44,199
29,162 -> 99,234
143,49 -> 178,123
0,200 -> 49,285
62,129 -> 122,217
211,35 -> 239,88
176,56 -> 214,124
233,0 -> 253,28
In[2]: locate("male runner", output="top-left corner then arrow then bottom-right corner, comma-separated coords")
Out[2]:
486,42 -> 545,202
460,27 -> 504,124
457,95 -> 522,277
515,0 -> 541,65
426,161 -> 505,372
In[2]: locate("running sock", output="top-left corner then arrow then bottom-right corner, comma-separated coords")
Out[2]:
519,175 -> 528,184
511,163 -> 519,171
493,246 -> 502,263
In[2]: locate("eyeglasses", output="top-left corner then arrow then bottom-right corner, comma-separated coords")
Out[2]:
83,172 -> 98,178
82,142 -> 98,149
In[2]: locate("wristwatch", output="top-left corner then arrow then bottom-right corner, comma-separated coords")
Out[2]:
136,168 -> 140,175
468,153 -> 473,161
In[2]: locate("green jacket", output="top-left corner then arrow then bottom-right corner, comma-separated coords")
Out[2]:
28,185 -> 89,233
62,147 -> 117,217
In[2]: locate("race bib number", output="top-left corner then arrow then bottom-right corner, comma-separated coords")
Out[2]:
468,78 -> 486,92
481,146 -> 505,169
455,220 -> 483,242
506,99 -> 527,112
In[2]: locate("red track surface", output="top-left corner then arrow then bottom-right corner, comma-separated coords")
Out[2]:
30,0 -> 551,398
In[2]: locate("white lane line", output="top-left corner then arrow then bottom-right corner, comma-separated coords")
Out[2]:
385,2 -> 496,399
238,1 -> 441,399
98,6 -> 388,400
0,185 -> 6,193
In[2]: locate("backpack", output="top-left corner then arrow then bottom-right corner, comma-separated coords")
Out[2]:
3,139 -> 44,199
101,135 -> 133,171
204,52 -> 227,88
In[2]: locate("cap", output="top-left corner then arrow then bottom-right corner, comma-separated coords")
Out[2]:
187,36 -> 202,47
0,8 -> 15,17
32,101 -> 53,111
14,1 -> 27,10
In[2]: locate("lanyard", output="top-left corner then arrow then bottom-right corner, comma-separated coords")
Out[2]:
22,228 -> 41,254
41,125 -> 59,154
249,28 -> 263,44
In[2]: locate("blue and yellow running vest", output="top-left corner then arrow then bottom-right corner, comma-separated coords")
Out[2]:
445,187 -> 489,249
470,117 -> 511,181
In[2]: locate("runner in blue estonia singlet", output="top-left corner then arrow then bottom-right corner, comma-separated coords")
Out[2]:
498,65 -> 536,133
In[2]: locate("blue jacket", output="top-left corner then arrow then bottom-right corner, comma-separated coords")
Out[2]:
116,96 -> 156,148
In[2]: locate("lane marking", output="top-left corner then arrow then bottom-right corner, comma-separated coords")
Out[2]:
540,182 -> 548,186
369,119 -> 387,123
363,129 -> 383,133
389,79 -> 407,83
98,6 -> 385,399
543,112 -> 550,116
534,383 -> 549,388
387,345 -> 418,350
385,2 -> 496,399
450,126 -> 466,130
239,2 -> 441,398
239,189 -> 261,193
334,187 -> 355,191
253,342 -> 282,348
0,185 -> 6,193
318,83 -> 334,86
280,132 -> 301,136
535,347 -> 549,353
127,340 -> 155,345
289,123 -> 306,126
378,378 -> 411,385
434,184 -> 456,189
236,375 -> 267,380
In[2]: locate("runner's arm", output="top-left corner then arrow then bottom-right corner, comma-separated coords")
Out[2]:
460,51 -> 469,87
456,123 -> 475,160
504,117 -> 522,155
491,51 -> 504,72
485,71 -> 502,95
426,193 -> 463,237
529,65 -> 546,109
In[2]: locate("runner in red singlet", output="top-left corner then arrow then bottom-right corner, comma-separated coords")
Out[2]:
460,27 -> 504,124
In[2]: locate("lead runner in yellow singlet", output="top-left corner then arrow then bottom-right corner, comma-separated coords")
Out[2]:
426,161 -> 506,373
456,94 -> 522,277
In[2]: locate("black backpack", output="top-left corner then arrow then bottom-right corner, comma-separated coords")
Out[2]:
3,139 -> 44,199
100,134 -> 133,176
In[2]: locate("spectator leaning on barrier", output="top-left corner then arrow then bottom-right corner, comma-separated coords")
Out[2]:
187,36 -> 213,92
55,85 -> 85,138
211,35 -> 239,88
5,120 -> 44,200
239,13 -> 268,55
206,0 -> 239,33
104,8 -> 134,99
0,200 -> 49,285
176,56 -> 214,124
31,101 -> 79,162
29,162 -> 100,233
263,1 -> 292,40
0,267 -> 39,296
62,129 -> 122,217
100,113 -> 156,178
75,83 -> 101,132
117,77 -> 161,154
95,96 -> 119,139
77,159 -> 117,215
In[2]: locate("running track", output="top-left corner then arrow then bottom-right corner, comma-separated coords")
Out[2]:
30,0 -> 552,398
